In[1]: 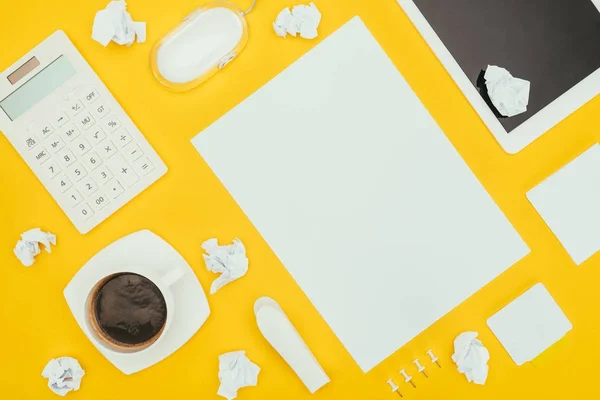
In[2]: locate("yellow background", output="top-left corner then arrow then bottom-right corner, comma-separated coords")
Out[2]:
1,0 -> 599,398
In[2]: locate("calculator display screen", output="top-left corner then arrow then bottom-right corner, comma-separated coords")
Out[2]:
0,55 -> 76,121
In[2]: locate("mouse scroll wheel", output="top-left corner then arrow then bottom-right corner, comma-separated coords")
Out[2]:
218,53 -> 237,69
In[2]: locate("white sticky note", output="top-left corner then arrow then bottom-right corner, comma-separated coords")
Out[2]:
193,17 -> 529,372
527,144 -> 600,265
487,284 -> 572,366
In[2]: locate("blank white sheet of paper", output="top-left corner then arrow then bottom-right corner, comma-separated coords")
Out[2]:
527,144 -> 600,265
487,284 -> 572,366
192,17 -> 530,372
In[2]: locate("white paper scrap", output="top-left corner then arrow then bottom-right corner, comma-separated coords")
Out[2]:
217,351 -> 260,400
41,357 -> 85,397
484,65 -> 530,117
92,1 -> 146,47
451,332 -> 489,385
14,228 -> 56,267
202,238 -> 249,294
273,3 -> 322,39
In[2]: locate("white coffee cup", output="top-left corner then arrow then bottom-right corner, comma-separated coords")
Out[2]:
84,266 -> 184,354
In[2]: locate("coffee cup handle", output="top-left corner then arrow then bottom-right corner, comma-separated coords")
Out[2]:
161,268 -> 185,287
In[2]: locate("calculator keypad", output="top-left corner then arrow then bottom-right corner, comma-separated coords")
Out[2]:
26,86 -> 160,230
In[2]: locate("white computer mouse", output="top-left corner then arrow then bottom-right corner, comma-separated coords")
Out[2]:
150,2 -> 249,91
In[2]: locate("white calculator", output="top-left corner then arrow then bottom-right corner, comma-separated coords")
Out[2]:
0,31 -> 167,234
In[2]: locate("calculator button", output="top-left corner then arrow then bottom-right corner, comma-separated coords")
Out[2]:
32,122 -> 54,139
85,127 -> 107,145
72,137 -> 91,156
67,100 -> 84,116
133,157 -> 154,175
101,114 -> 121,133
93,165 -> 113,185
47,137 -> 66,153
92,100 -> 110,119
91,192 -> 110,211
33,147 -> 50,164
83,151 -> 103,170
59,123 -> 80,141
57,148 -> 76,167
65,162 -> 88,182
83,89 -> 100,104
107,155 -> 139,187
44,160 -> 61,179
114,128 -> 133,147
23,136 -> 38,151
100,140 -> 118,159
75,112 -> 96,131
78,177 -> 99,196
74,202 -> 94,221
57,176 -> 72,192
123,143 -> 143,162
52,111 -> 69,127
105,180 -> 124,199
64,188 -> 83,207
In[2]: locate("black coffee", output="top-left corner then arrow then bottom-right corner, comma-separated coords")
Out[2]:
93,273 -> 167,346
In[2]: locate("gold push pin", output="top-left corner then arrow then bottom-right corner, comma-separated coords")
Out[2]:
386,379 -> 403,398
400,369 -> 416,388
413,358 -> 428,378
427,349 -> 441,368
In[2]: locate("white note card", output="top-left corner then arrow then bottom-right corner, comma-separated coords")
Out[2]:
487,284 -> 572,366
192,17 -> 529,372
527,144 -> 600,265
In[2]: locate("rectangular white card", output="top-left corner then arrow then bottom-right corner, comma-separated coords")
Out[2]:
527,144 -> 600,265
192,17 -> 529,372
487,284 -> 572,366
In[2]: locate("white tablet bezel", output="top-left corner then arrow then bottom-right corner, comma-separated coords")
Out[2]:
397,0 -> 600,154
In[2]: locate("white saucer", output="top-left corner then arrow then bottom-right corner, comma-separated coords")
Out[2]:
64,230 -> 211,375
